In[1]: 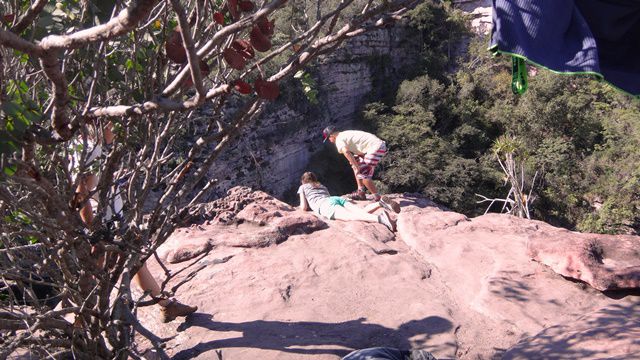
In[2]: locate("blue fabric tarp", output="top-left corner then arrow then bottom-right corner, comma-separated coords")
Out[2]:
490,0 -> 640,97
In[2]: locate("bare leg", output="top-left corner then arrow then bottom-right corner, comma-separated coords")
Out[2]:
134,263 -> 168,306
58,175 -> 99,316
363,202 -> 382,213
79,173 -> 194,320
353,168 -> 363,190
134,263 -> 197,322
361,178 -> 378,197
103,121 -> 114,144
333,202 -> 379,222
77,174 -> 98,226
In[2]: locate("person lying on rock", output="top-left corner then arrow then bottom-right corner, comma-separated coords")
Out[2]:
298,171 -> 397,232
322,126 -> 400,214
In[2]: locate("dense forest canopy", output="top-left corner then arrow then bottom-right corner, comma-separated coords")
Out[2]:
364,2 -> 640,235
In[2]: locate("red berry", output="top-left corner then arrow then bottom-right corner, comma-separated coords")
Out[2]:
223,48 -> 246,70
254,78 -> 279,100
234,80 -> 252,94
238,1 -> 255,12
213,12 -> 225,25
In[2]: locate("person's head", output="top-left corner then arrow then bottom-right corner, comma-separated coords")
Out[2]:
301,171 -> 320,185
322,126 -> 339,143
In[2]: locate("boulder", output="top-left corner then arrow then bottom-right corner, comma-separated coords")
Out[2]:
527,229 -> 640,291
137,188 -> 640,360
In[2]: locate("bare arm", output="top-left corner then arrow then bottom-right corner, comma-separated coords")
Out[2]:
104,121 -> 114,145
342,150 -> 360,172
299,191 -> 310,211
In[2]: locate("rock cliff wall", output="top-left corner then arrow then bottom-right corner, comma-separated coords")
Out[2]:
205,25 -> 423,201
454,0 -> 491,34
204,1 -> 493,202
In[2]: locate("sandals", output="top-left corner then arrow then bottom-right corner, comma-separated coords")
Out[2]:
346,190 -> 367,200
160,298 -> 198,323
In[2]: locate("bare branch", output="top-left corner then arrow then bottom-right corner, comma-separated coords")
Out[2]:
40,52 -> 72,139
0,29 -> 43,55
38,0 -> 162,51
10,0 -> 49,34
0,0 -> 423,356
161,0 -> 289,96
170,0 -> 206,99
87,85 -> 231,117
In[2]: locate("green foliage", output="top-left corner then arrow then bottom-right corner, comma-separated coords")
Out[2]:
358,5 -> 499,214
407,1 -> 470,79
294,70 -> 318,104
0,79 -> 44,166
492,134 -> 525,158
364,73 -> 494,213
2,210 -> 39,245
578,199 -> 637,234
363,4 -> 640,233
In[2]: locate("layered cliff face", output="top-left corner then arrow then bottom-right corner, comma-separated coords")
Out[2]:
204,25 -> 423,201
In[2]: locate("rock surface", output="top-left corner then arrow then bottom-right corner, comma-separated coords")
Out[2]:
503,302 -> 640,360
527,229 -> 640,291
453,0 -> 492,34
138,187 -> 640,359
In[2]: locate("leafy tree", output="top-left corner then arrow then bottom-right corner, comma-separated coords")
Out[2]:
361,7 -> 496,214
477,135 -> 538,218
0,0 -> 418,358
407,0 -> 468,79
365,73 -> 491,213
578,106 -> 640,234
368,14 -> 640,233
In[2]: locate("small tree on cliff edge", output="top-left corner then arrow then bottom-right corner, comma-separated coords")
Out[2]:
0,0 -> 418,358
476,135 -> 539,219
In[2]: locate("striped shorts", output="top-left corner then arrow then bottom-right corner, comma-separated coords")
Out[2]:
356,142 -> 387,180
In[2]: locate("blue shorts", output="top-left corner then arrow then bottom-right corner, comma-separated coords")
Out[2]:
318,196 -> 347,219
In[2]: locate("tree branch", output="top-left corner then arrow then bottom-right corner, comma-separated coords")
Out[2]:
161,0 -> 288,96
10,0 -> 49,34
38,0 -> 161,51
0,29 -> 43,55
86,85 -> 231,117
170,0 -> 206,100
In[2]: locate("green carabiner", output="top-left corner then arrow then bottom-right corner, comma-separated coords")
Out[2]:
511,56 -> 528,95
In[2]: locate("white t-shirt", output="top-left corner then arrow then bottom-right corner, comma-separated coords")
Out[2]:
335,130 -> 383,155
297,183 -> 330,214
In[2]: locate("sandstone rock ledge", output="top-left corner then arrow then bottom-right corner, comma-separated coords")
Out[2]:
138,187 -> 640,360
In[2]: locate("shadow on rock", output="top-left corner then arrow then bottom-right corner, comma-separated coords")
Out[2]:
503,302 -> 640,359
488,271 -> 533,303
603,287 -> 640,300
173,315 -> 453,359
398,193 -> 445,210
